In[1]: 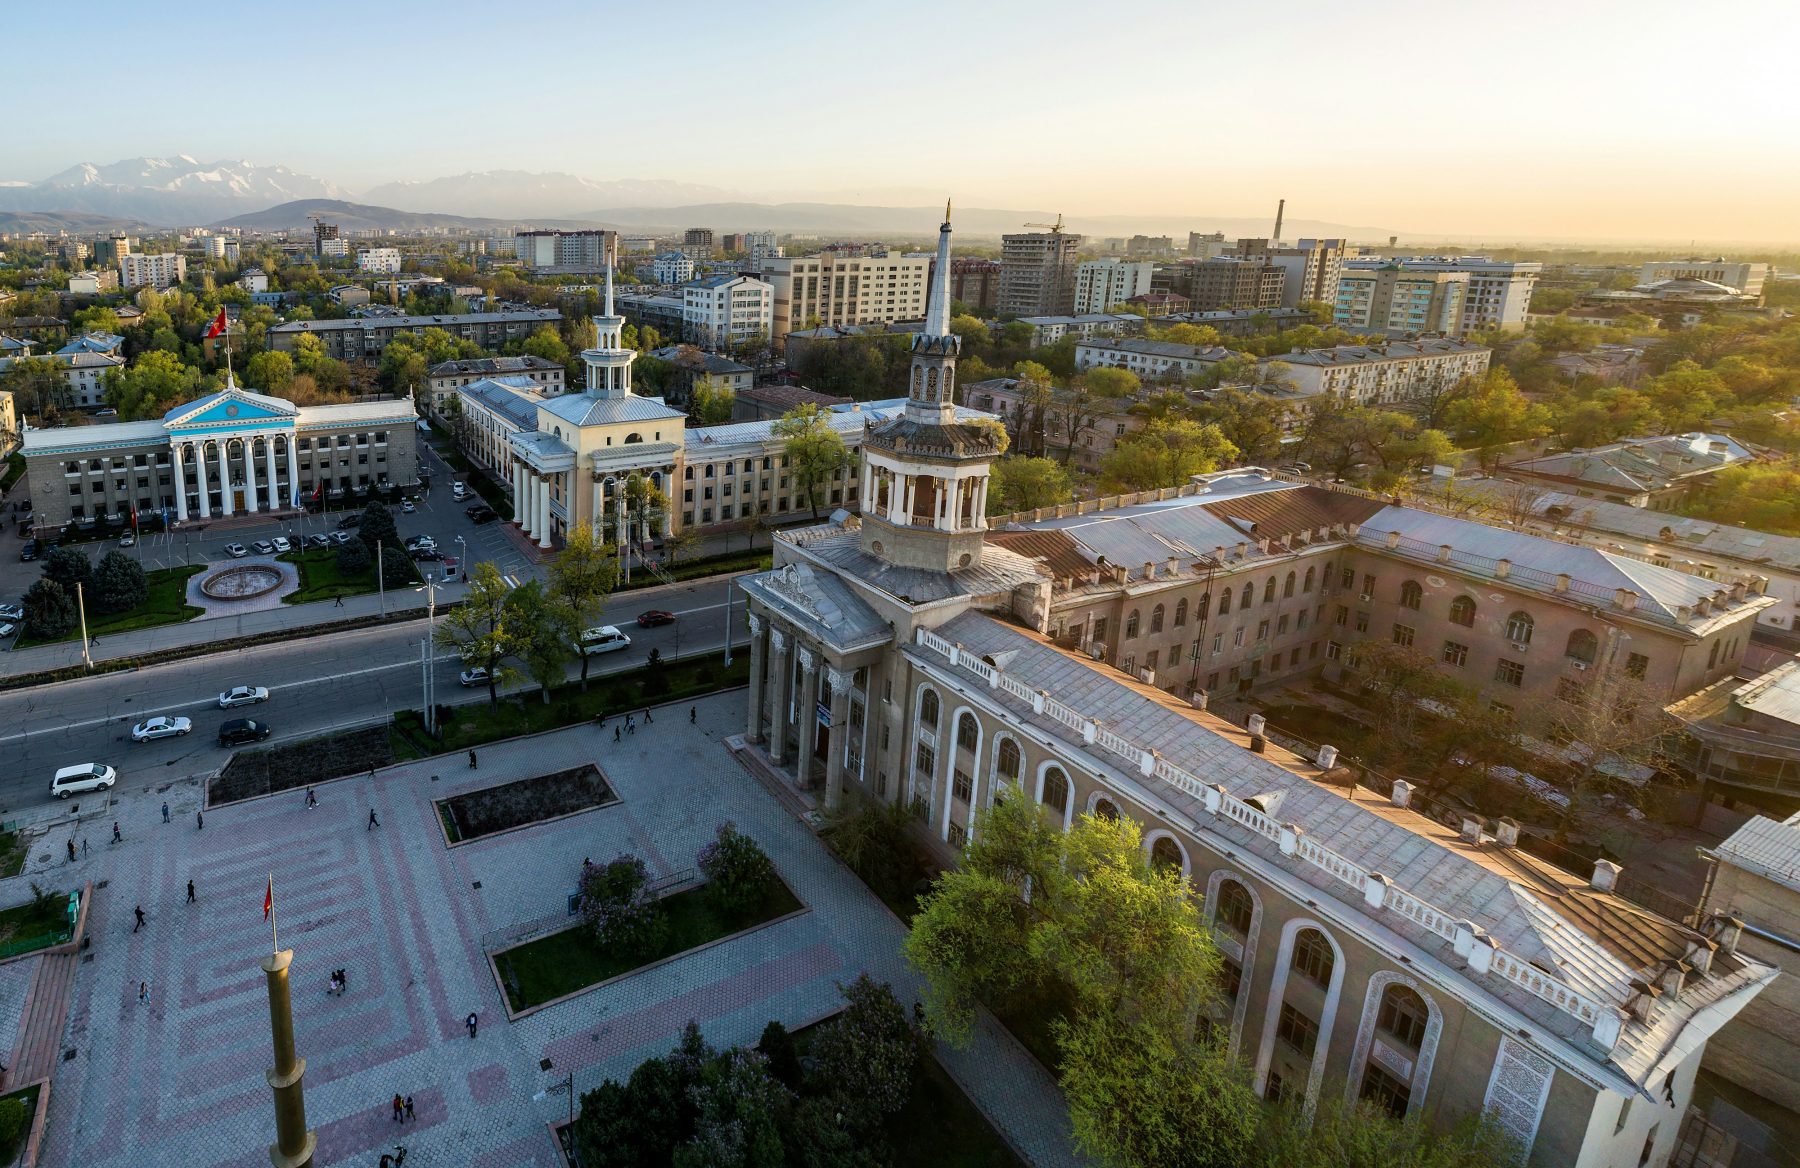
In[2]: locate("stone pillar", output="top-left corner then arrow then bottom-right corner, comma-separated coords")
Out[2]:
591,477 -> 603,540
266,439 -> 280,510
513,462 -> 528,529
286,441 -> 299,507
243,438 -> 260,514
823,664 -> 851,811
795,647 -> 821,789
521,473 -> 536,540
196,442 -> 212,518
537,476 -> 552,549
746,612 -> 767,742
172,442 -> 189,522
768,627 -> 792,765
217,439 -> 234,517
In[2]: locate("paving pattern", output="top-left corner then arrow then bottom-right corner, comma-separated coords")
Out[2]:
1,692 -> 1078,1168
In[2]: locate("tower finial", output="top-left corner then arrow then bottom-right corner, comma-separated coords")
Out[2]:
944,197 -> 952,224
604,234 -> 615,318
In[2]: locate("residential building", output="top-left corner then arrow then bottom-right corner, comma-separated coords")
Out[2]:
201,235 -> 228,259
1161,257 -> 1286,311
1500,433 -> 1766,510
681,274 -> 774,351
319,239 -> 349,259
999,230 -> 1083,316
223,238 -> 240,263
1126,234 -> 1175,256
651,252 -> 695,284
119,252 -> 186,290
0,351 -> 124,410
313,220 -> 339,256
1127,292 -> 1189,316
327,285 -> 371,308
1546,345 -> 1647,387
93,234 -> 135,265
780,322 -> 921,368
357,248 -> 402,274
1074,259 -> 1156,313
615,290 -> 687,341
237,268 -> 269,294
59,240 -> 89,265
0,389 -> 16,453
648,347 -> 754,410
1156,307 -> 1314,336
1333,266 -> 1469,336
514,229 -> 614,272
1074,337 -> 1238,382
1640,259 -> 1768,302
19,379 -> 420,529
721,234 -> 744,254
962,375 -> 1151,473
1584,279 -> 1767,324
683,227 -> 715,258
734,210 -> 1775,1168
619,235 -> 658,253
1233,238 -> 1348,308
268,309 -> 562,361
1013,313 -> 1143,347
426,355 -> 564,414
58,332 -> 124,358
1277,340 -> 1490,405
945,257 -> 1000,311
731,383 -> 851,422
1345,256 -> 1541,333
745,231 -> 781,262
1187,230 -> 1229,259
67,270 -> 119,295
759,250 -> 933,346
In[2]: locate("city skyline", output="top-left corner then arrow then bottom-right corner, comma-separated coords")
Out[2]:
7,0 -> 1798,244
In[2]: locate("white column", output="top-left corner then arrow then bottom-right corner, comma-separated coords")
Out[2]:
242,438 -> 259,514
265,439 -> 279,510
286,440 -> 299,506
513,463 -> 528,528
196,442 -> 212,518
661,471 -> 673,537
172,443 -> 189,522
537,476 -> 552,549
591,477 -> 602,539
217,439 -> 234,517
974,476 -> 988,525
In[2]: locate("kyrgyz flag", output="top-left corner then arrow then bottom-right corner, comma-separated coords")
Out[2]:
263,875 -> 273,921
204,308 -> 228,339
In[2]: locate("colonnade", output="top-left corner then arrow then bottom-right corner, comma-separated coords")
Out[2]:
171,435 -> 298,522
743,610 -> 854,811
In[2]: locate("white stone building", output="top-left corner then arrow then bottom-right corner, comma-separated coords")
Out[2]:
1278,340 -> 1491,405
119,252 -> 186,290
1073,259 -> 1156,314
357,248 -> 402,274
682,274 -> 774,350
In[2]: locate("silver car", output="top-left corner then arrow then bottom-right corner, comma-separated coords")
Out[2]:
131,715 -> 193,742
218,685 -> 270,709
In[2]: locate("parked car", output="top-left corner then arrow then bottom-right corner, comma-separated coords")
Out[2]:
464,505 -> 497,524
272,536 -> 292,553
575,625 -> 631,655
636,610 -> 676,627
330,531 -> 354,545
458,666 -> 490,687
94,407 -> 118,417
0,604 -> 23,622
224,542 -> 249,558
119,532 -> 136,547
306,534 -> 331,549
218,718 -> 273,747
19,545 -> 35,562
0,623 -> 14,638
218,685 -> 270,709
51,762 -> 116,798
251,540 -> 276,555
401,500 -> 416,514
410,548 -> 443,562
131,715 -> 193,742
451,483 -> 468,501
337,514 -> 361,529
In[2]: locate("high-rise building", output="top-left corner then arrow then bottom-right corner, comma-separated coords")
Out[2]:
1073,259 -> 1156,314
1162,257 -> 1285,311
946,257 -> 1000,312
1233,238 -> 1347,308
744,231 -> 781,262
119,252 -> 186,290
313,220 -> 339,256
357,248 -> 403,274
759,249 -> 933,344
1187,231 -> 1228,259
1345,256 -> 1540,333
999,230 -> 1083,316
682,274 -> 775,350
514,230 -> 614,272
1334,266 -> 1469,336
1639,259 -> 1768,301
94,234 -> 136,265
682,227 -> 715,261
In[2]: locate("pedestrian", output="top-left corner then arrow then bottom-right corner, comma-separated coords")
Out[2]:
596,710 -> 606,727
368,809 -> 380,830
626,713 -> 635,735
112,821 -> 122,844
133,905 -> 146,933
368,766 -> 376,781
162,801 -> 170,823
404,1096 -> 414,1122
392,1093 -> 404,1122
81,838 -> 88,858
468,750 -> 477,770
466,1011 -> 478,1039
394,1147 -> 408,1166
689,705 -> 696,724
66,839 -> 75,863
138,981 -> 148,1003
333,595 -> 344,607
186,880 -> 195,904
613,725 -> 620,743
306,787 -> 317,809
196,810 -> 204,831
643,706 -> 653,724
380,1155 -> 393,1168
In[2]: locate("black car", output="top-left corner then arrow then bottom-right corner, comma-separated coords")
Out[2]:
336,514 -> 361,529
464,505 -> 498,524
219,718 -> 273,747
19,545 -> 36,562
410,548 -> 443,562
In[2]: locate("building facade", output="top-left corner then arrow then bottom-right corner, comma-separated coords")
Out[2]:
426,355 -> 564,414
1346,256 -> 1541,334
1233,238 -> 1348,308
682,274 -> 774,350
1277,340 -> 1491,404
999,230 -> 1083,316
1163,257 -> 1287,311
759,249 -> 933,347
1639,260 -> 1768,301
946,257 -> 1000,311
1073,259 -> 1156,314
1074,337 -> 1238,381
357,248 -> 402,274
515,229 -> 614,272
1499,433 -> 1764,510
119,252 -> 185,290
268,309 -> 562,361
651,252 -> 695,284
1334,266 -> 1469,336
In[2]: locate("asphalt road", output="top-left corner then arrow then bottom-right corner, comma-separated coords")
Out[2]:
0,574 -> 745,817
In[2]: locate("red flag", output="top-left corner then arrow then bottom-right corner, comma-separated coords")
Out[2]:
204,308 -> 228,339
262,875 -> 272,921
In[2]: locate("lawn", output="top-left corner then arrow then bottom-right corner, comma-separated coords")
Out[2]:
495,875 -> 802,1011
0,831 -> 27,879
278,547 -> 419,605
0,890 -> 75,959
15,565 -> 204,647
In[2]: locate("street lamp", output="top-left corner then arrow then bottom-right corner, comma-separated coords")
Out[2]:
455,536 -> 467,582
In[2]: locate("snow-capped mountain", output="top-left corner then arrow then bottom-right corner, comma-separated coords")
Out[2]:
358,170 -> 739,219
0,156 -> 347,224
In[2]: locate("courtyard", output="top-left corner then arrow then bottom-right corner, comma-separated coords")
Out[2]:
14,691 -> 1076,1168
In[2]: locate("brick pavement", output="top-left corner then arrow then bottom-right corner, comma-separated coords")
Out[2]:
7,693 -> 1079,1168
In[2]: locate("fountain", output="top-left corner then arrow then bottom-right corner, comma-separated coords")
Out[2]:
200,565 -> 285,600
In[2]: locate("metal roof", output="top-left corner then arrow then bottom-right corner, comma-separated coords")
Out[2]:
1714,813 -> 1800,891
537,392 -> 685,428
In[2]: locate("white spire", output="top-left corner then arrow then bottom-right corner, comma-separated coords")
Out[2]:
604,236 -> 615,318
925,199 -> 953,337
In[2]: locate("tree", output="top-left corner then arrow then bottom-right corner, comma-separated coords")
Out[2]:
771,404 -> 849,518
357,500 -> 399,559
1193,387 -> 1286,466
573,1026 -> 706,1168
690,375 -> 736,425
1443,369 -> 1551,469
675,1048 -> 791,1168
242,349 -> 295,394
1009,361 -> 1056,457
547,524 -> 618,691
578,854 -> 666,958
520,324 -> 571,367
41,546 -> 93,594
1080,366 -> 1140,399
90,550 -> 148,614
696,822 -> 776,916
434,561 -> 517,704
334,538 -> 371,577
104,350 -> 207,420
379,545 -> 415,589
1530,667 -> 1680,829
0,356 -> 70,423
988,455 -> 1073,515
22,578 -> 76,639
504,579 -> 573,704
806,974 -> 922,1131
1097,418 -> 1237,492
1256,1098 -> 1519,1168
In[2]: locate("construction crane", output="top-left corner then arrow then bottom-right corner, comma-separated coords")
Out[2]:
1022,213 -> 1066,235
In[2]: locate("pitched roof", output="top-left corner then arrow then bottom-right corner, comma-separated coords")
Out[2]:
1713,813 -> 1800,891
427,355 -> 561,376
785,526 -> 1046,606
1506,433 -> 1759,493
537,392 -> 685,428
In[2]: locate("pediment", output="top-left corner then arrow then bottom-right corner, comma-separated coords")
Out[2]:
164,387 -> 297,430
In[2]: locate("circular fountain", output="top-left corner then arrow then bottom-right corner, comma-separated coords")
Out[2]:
199,565 -> 285,600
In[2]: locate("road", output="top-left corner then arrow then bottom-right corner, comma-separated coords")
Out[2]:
0,574 -> 745,817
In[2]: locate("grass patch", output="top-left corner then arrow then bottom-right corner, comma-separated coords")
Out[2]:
437,763 -> 614,843
0,1082 -> 41,1163
496,874 -> 801,1011
277,547 -> 418,605
0,452 -> 25,493
16,565 -> 204,647
211,725 -> 395,805
0,832 -> 27,879
0,890 -> 75,959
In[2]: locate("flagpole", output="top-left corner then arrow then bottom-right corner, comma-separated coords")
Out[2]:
224,311 -> 234,382
269,871 -> 278,955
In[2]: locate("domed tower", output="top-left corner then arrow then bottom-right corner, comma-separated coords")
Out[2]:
857,202 -> 1002,573
581,238 -> 636,399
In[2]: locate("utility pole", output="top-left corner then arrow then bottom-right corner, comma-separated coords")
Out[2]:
77,580 -> 91,670
722,577 -> 733,667
376,540 -> 386,616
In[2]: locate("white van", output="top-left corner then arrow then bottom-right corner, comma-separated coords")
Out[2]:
575,625 -> 631,655
52,763 -> 117,799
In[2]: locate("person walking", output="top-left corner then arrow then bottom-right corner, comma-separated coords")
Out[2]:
333,595 -> 344,607
380,1155 -> 393,1168
81,838 -> 88,858
468,750 -> 477,770
404,1096 -> 414,1122
186,880 -> 196,905
133,906 -> 146,933
465,1011 -> 478,1039
391,1093 -> 404,1122
393,1146 -> 408,1166
613,725 -> 620,743
66,839 -> 75,864
161,801 -> 170,824
626,713 -> 635,736
112,822 -> 122,845
689,706 -> 696,724
643,706 -> 654,724
368,809 -> 380,831
138,981 -> 148,1004
196,810 -> 204,831
368,766 -> 376,782
306,787 -> 317,810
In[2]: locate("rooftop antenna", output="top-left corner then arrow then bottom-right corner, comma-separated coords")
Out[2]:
1273,199 -> 1285,243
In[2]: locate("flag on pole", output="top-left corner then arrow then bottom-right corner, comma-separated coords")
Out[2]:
204,308 -> 228,339
263,874 -> 273,921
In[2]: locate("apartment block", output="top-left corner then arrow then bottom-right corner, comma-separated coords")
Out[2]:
651,252 -> 695,284
1279,340 -> 1491,405
1233,238 -> 1347,307
118,252 -> 186,290
357,248 -> 402,274
1074,259 -> 1156,314
268,309 -> 563,361
946,257 -> 1000,311
999,231 -> 1083,316
1160,257 -> 1286,311
1346,256 -> 1540,333
1334,267 -> 1469,336
759,250 -> 932,346
515,229 -> 614,272
682,274 -> 775,350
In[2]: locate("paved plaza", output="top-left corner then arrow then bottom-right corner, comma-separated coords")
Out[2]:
4,691 -> 1079,1168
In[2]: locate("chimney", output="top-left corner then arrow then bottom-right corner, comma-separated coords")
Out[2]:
1143,561 -> 1156,580
1390,779 -> 1413,808
1496,558 -> 1511,579
1167,556 -> 1180,576
1247,714 -> 1267,736
1273,198 -> 1286,242
1437,543 -> 1453,563
1712,915 -> 1745,956
1386,530 -> 1402,549
1315,744 -> 1339,769
1615,588 -> 1638,611
1459,816 -> 1484,845
1658,962 -> 1691,999
1627,980 -> 1661,1022
1495,817 -> 1520,847
1686,937 -> 1718,976
1554,573 -> 1571,594
1590,858 -> 1622,893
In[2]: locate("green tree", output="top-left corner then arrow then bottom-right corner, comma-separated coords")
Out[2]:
696,822 -> 776,916
675,1049 -> 791,1168
504,579 -> 574,704
434,561 -> 517,704
0,355 -> 70,422
1444,369 -> 1551,469
1192,387 -> 1287,466
243,349 -> 295,394
547,524 -> 619,691
988,455 -> 1073,514
1097,419 -> 1238,492
357,500 -> 399,559
771,403 -> 849,518
90,550 -> 148,614
1081,366 -> 1140,398
690,375 -> 737,425
42,546 -> 93,594
1009,360 -> 1057,457
520,324 -> 571,367
334,538 -> 371,577
1256,1098 -> 1519,1168
22,577 -> 76,638
379,545 -> 416,590
105,350 -> 207,419
806,974 -> 922,1131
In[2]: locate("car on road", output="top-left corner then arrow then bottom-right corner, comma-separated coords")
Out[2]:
218,718 -> 273,747
19,545 -> 35,562
224,542 -> 249,558
464,505 -> 497,524
131,715 -> 193,742
451,483 -> 468,501
251,540 -> 276,556
0,604 -> 23,622
51,762 -> 116,798
306,534 -> 331,549
95,407 -> 118,417
0,623 -> 15,639
410,548 -> 443,562
337,513 -> 361,529
406,533 -> 436,548
119,532 -> 135,547
218,685 -> 270,709
401,500 -> 416,514
330,531 -> 354,545
272,536 -> 292,553
458,666 -> 490,687
575,625 -> 631,655
636,609 -> 677,627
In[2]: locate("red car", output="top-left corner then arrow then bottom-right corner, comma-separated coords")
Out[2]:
636,609 -> 676,627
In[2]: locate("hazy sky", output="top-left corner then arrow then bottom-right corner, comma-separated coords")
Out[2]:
9,0 -> 1799,242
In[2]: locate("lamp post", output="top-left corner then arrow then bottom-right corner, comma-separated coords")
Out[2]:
455,536 -> 467,583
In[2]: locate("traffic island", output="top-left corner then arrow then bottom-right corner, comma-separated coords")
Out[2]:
436,763 -> 617,845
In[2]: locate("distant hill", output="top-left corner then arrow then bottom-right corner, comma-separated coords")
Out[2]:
212,199 -> 614,233
0,209 -> 152,234
0,156 -> 345,225
359,170 -> 737,219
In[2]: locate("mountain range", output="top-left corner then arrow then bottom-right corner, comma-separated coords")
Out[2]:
0,156 -> 346,223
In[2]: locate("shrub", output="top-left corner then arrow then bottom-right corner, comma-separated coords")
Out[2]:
41,546 -> 92,592
807,975 -> 921,1130
697,822 -> 775,916
755,1020 -> 802,1090
22,578 -> 76,638
642,646 -> 670,696
91,550 -> 148,613
358,500 -> 399,556
334,538 -> 371,576
578,855 -> 665,958
0,1097 -> 26,1154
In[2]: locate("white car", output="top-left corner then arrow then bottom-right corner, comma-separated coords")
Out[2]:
119,533 -> 136,547
131,715 -> 193,742
406,535 -> 436,551
0,604 -> 22,621
218,685 -> 270,709
575,626 -> 631,655
224,542 -> 249,558
458,666 -> 490,687
0,622 -> 14,639
272,536 -> 292,553
52,763 -> 116,798
251,540 -> 276,555
450,483 -> 468,500
401,500 -> 416,514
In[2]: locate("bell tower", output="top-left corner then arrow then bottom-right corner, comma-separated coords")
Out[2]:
581,234 -> 636,400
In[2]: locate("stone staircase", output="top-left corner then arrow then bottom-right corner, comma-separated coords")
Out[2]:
9,949 -> 76,1085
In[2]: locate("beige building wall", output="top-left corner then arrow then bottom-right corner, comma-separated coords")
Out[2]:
1697,859 -> 1800,1112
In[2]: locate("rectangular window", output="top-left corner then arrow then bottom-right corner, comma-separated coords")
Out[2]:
1392,624 -> 1414,647
914,742 -> 934,780
1278,614 -> 1290,634
1442,641 -> 1468,667
948,822 -> 967,848
1233,629 -> 1245,648
1146,650 -> 1159,671
953,770 -> 972,804
1276,1004 -> 1319,1058
1335,605 -> 1348,626
1495,659 -> 1525,687
1327,641 -> 1342,660
1354,611 -> 1369,633
1362,573 -> 1376,598
1256,620 -> 1270,641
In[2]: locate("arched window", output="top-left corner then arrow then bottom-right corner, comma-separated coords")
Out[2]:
1092,797 -> 1120,822
1263,577 -> 1276,604
1151,836 -> 1184,875
996,738 -> 1021,783
1241,583 -> 1254,609
1150,604 -> 1165,634
1566,629 -> 1598,665
1197,592 -> 1211,619
1215,880 -> 1254,935
1174,598 -> 1188,627
1449,596 -> 1476,627
1125,610 -> 1140,639
955,711 -> 978,752
1505,611 -> 1534,645
1291,928 -> 1336,986
1218,589 -> 1231,615
1375,984 -> 1429,1050
1303,567 -> 1315,593
913,367 -> 923,393
1041,766 -> 1071,816
624,432 -> 643,444
1399,580 -> 1422,610
1284,571 -> 1296,598
920,688 -> 939,729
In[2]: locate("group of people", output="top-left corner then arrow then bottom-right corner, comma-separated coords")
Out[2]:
328,968 -> 349,996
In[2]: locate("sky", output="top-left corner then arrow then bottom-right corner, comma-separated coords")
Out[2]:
8,0 -> 1800,243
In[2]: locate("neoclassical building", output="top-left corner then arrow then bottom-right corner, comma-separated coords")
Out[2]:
21,380 -> 420,530
734,208 -> 1776,1167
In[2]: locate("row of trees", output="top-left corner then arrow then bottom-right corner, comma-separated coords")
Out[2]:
23,547 -> 149,638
